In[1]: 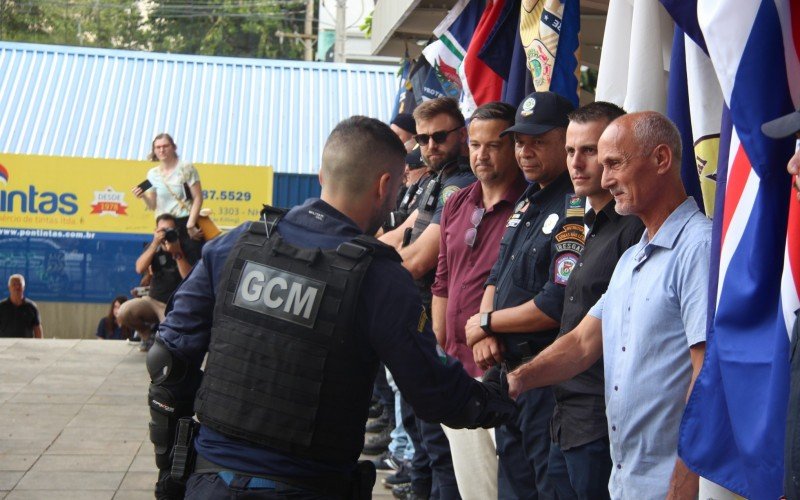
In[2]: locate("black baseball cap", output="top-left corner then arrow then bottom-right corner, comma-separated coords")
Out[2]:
762,109 -> 800,139
405,146 -> 425,169
501,91 -> 575,137
392,113 -> 417,135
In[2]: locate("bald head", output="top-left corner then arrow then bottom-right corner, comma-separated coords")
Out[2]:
599,112 -> 686,224
320,116 -> 407,198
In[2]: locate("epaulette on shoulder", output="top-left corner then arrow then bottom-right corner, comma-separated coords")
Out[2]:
336,235 -> 401,263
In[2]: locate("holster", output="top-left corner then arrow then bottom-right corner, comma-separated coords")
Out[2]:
170,417 -> 199,482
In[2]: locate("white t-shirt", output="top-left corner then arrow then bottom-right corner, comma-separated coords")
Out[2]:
146,161 -> 200,218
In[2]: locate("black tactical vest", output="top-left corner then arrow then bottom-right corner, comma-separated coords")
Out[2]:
194,209 -> 396,462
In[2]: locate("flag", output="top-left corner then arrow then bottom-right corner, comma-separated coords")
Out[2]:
518,0 -> 580,106
678,1 -> 798,498
477,0 -> 533,107
594,0 -> 673,113
422,0 -> 485,101
392,54 -> 417,119
459,0 -> 506,116
664,21 -> 723,217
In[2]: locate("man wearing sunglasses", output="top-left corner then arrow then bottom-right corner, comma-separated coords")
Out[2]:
430,101 -> 527,499
380,98 -> 476,499
464,91 -> 585,500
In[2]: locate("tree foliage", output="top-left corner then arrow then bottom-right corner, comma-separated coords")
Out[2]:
0,0 -> 309,60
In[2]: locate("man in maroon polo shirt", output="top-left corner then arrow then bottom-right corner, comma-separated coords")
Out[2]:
431,101 -> 527,499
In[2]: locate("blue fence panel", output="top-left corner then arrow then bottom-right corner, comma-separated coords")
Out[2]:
0,233 -> 146,303
272,173 -> 321,209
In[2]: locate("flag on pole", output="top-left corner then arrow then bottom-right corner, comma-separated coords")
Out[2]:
678,1 -> 797,498
477,0 -> 533,107
459,0 -> 506,116
594,0 -> 673,113
422,0 -> 485,101
518,0 -> 580,106
664,22 -> 723,217
392,53 -> 417,119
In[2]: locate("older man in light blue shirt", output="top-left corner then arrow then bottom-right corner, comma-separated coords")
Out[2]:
508,111 -> 709,500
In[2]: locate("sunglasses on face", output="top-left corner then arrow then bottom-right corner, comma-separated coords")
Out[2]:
414,126 -> 463,146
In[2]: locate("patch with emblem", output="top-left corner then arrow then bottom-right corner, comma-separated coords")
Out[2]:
520,96 -> 536,117
542,213 -> 559,234
507,212 -> 522,228
439,185 -> 461,205
554,253 -> 579,285
234,261 -> 326,328
554,223 -> 586,253
417,306 -> 428,333
565,194 -> 585,218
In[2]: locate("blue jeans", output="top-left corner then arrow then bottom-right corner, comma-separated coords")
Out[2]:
386,368 -> 414,461
547,437 -> 611,500
496,387 -> 556,500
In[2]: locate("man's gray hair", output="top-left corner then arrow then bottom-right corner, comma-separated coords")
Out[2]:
8,274 -> 24,287
632,113 -> 682,166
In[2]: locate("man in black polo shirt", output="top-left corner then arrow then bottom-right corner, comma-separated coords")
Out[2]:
547,102 -> 644,499
119,213 -> 199,351
465,91 -> 584,500
0,274 -> 43,338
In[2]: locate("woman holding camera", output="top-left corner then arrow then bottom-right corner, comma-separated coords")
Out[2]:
132,133 -> 205,244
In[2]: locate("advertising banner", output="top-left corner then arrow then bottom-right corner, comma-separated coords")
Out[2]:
0,154 -> 272,303
0,154 -> 273,238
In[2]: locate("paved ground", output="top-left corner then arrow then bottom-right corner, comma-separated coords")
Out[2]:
0,339 -> 395,499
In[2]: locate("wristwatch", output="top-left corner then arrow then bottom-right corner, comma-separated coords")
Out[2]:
480,312 -> 493,335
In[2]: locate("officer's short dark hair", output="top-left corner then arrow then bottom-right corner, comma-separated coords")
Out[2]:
470,102 -> 516,125
413,98 -> 466,128
568,101 -> 626,125
321,116 -> 406,195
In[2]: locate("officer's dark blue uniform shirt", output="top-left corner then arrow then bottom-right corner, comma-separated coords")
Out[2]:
157,198 -> 477,479
485,171 -> 583,362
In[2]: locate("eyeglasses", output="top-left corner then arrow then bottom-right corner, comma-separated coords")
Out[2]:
414,126 -> 463,146
464,206 -> 486,248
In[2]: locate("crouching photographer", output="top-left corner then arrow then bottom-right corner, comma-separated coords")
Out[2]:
118,213 -> 199,351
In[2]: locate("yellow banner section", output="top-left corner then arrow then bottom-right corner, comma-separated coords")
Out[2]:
0,154 -> 272,234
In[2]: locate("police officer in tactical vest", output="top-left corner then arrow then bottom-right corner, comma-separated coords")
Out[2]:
146,116 -> 517,499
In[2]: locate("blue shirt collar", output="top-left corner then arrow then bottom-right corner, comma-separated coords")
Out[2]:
639,197 -> 702,252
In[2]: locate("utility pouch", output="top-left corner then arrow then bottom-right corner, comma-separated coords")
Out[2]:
170,417 -> 199,481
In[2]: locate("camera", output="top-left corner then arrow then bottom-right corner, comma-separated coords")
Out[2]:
163,228 -> 179,243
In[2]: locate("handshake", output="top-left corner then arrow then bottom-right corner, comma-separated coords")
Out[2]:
444,365 -> 518,430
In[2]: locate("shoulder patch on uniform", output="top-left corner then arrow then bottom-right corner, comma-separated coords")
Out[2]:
554,223 -> 586,254
417,306 -> 428,333
554,253 -> 579,286
439,185 -> 461,205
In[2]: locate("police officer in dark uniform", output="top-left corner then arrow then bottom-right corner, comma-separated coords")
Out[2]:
380,97 -> 476,499
464,92 -> 584,500
145,116 -> 516,500
762,107 -> 800,500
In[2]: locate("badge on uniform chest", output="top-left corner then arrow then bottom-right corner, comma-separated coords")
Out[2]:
233,260 -> 326,328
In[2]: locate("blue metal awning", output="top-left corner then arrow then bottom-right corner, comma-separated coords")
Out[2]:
0,42 -> 398,174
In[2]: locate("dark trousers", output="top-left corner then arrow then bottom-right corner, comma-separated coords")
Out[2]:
402,396 -> 432,496
186,472 -> 338,499
496,387 -> 556,500
547,438 -> 611,500
786,312 -> 800,500
402,396 -> 459,499
373,362 -> 395,411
